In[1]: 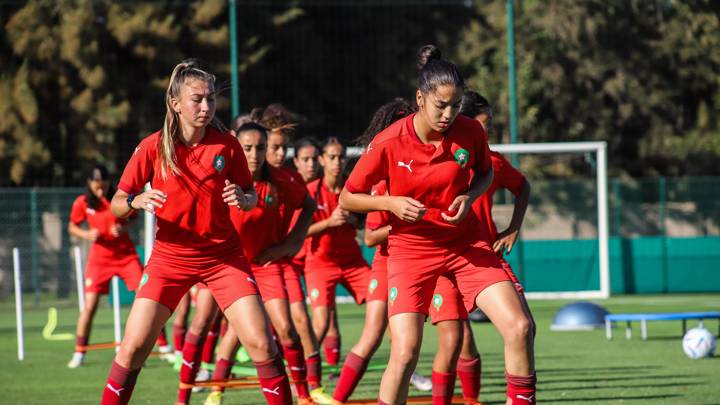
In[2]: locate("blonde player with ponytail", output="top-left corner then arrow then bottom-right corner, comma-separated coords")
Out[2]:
99,60 -> 293,405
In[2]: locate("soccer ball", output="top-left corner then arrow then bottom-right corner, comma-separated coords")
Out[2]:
682,327 -> 716,359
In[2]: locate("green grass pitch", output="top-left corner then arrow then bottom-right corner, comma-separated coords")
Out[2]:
1,294 -> 719,404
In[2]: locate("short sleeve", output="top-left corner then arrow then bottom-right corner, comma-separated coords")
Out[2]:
118,138 -> 155,194
494,153 -> 526,196
69,197 -> 86,225
228,141 -> 253,190
472,125 -> 492,175
345,141 -> 388,193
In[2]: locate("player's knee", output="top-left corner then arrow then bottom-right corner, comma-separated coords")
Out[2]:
244,333 -> 274,357
507,317 -> 532,345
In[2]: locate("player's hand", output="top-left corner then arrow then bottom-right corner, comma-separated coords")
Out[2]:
388,196 -> 426,223
441,195 -> 472,224
255,238 -> 303,265
109,223 -> 123,238
85,228 -> 99,242
493,228 -> 519,255
223,180 -> 256,211
132,189 -> 167,213
326,206 -> 349,227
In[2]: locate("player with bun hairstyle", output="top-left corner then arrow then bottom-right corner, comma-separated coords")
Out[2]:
99,60 -> 292,405
426,90 -> 534,404
332,98 -> 434,403
66,165 -> 144,369
340,46 -> 536,405
203,122 -> 318,405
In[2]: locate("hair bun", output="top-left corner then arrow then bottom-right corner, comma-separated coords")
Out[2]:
417,44 -> 442,70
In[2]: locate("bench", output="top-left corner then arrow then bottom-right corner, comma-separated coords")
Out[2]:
604,311 -> 720,340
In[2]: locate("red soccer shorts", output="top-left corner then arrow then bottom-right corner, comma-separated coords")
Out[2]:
84,253 -> 143,295
499,257 -> 524,294
386,240 -> 510,318
136,248 -> 258,312
251,262 -> 288,302
428,275 -> 468,324
366,253 -> 388,303
304,258 -> 370,309
281,261 -> 306,303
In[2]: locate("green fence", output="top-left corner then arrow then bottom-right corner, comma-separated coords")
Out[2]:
2,177 -> 719,304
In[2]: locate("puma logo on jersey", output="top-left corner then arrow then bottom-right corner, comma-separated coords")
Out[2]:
516,394 -> 535,403
133,146 -> 141,155
106,384 -> 124,397
317,204 -> 328,211
397,160 -> 413,173
263,387 -> 281,396
247,277 -> 257,285
366,142 -> 374,153
85,208 -> 96,215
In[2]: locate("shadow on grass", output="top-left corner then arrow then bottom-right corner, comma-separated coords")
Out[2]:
536,393 -> 682,403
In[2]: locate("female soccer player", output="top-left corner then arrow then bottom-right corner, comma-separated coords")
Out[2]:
305,138 -> 371,353
99,60 -> 292,405
427,91 -> 535,405
339,46 -> 536,405
67,165 -> 143,369
332,98 -> 432,403
203,122 -> 318,405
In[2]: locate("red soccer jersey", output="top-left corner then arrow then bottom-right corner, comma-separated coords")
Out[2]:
117,127 -> 253,258
472,151 -> 526,243
365,181 -> 390,258
230,166 -> 308,263
70,195 -> 137,260
306,177 -> 363,265
346,114 -> 492,247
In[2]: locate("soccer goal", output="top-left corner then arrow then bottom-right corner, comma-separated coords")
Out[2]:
143,141 -> 609,301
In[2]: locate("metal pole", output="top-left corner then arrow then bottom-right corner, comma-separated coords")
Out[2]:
73,246 -> 85,312
13,248 -> 25,361
229,0 -> 240,118
659,176 -> 668,293
597,143 -> 610,298
506,0 -> 519,167
112,276 -> 122,352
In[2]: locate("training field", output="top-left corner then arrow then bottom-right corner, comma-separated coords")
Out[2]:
2,294 -> 719,404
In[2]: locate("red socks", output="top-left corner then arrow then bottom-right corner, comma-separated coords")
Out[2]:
323,334 -> 341,365
506,371 -> 536,404
75,335 -> 88,353
282,341 -> 311,399
177,332 -> 205,404
156,326 -> 168,347
457,355 -> 481,403
306,352 -> 322,389
333,351 -> 370,402
211,357 -> 235,393
255,356 -> 293,405
431,370 -> 457,405
173,325 -> 186,353
202,319 -> 222,364
101,361 -> 140,405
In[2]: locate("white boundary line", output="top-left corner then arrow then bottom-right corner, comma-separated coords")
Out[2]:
13,247 -> 25,361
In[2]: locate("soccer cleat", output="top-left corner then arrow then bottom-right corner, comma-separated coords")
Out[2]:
67,352 -> 85,368
298,397 -> 316,405
192,368 -> 212,392
158,344 -> 175,363
203,391 -> 223,405
310,387 -> 333,405
410,371 -> 432,391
